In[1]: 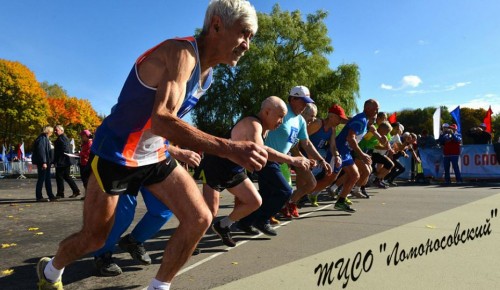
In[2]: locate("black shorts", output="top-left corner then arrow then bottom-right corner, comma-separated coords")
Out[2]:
198,154 -> 247,192
371,152 -> 393,169
89,153 -> 177,196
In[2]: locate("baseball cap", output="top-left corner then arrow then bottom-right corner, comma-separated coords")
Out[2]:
442,123 -> 450,128
80,129 -> 91,137
289,86 -> 314,103
328,104 -> 349,120
449,124 -> 458,130
479,123 -> 487,128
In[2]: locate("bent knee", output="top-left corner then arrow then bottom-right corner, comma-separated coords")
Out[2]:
250,195 -> 262,211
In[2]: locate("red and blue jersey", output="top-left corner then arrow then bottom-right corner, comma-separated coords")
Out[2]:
92,37 -> 213,167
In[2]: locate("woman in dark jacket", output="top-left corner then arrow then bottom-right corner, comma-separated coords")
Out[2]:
32,126 -> 57,201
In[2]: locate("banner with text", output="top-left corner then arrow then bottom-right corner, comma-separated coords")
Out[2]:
419,145 -> 500,179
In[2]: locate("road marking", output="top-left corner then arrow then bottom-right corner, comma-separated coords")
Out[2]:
141,203 -> 333,290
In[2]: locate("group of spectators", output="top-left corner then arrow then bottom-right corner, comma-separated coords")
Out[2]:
31,125 -> 93,201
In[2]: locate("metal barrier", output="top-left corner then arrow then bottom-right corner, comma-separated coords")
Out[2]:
0,161 -> 79,178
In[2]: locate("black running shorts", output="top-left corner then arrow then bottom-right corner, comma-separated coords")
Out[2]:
89,153 -> 177,196
197,154 -> 247,192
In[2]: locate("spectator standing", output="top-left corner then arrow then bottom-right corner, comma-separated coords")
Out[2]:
32,126 -> 58,202
79,130 -> 93,199
439,123 -> 463,184
466,123 -> 492,144
53,125 -> 81,198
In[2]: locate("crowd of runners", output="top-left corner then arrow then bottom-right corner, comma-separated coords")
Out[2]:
35,1 -> 423,289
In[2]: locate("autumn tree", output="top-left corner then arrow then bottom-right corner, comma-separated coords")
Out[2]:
42,82 -> 101,139
192,5 -> 360,136
0,59 -> 50,148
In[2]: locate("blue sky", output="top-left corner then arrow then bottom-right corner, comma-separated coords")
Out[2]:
2,0 -> 500,119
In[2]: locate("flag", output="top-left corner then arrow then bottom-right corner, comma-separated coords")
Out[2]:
388,112 -> 397,124
433,107 -> 441,139
450,106 -> 461,134
19,142 -> 25,160
70,138 -> 75,153
483,106 -> 493,133
2,144 -> 6,163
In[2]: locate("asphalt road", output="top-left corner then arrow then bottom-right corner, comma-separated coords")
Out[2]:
1,178 -> 499,290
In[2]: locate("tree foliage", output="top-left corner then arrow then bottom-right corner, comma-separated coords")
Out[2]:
42,83 -> 101,138
0,59 -> 49,147
396,106 -> 497,144
192,5 -> 360,136
0,59 -> 102,151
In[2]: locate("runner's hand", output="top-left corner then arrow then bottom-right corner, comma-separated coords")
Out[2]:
227,141 -> 268,172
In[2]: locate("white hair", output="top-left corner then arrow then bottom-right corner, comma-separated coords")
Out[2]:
202,0 -> 258,35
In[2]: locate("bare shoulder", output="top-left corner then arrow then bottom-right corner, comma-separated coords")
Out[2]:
232,116 -> 262,142
308,118 -> 322,133
138,39 -> 197,87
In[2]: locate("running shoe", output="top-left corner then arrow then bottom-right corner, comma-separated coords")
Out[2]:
385,180 -> 398,187
308,194 -> 319,207
288,202 -> 300,218
118,234 -> 152,265
375,180 -> 388,189
334,201 -> 356,213
280,205 -> 292,219
235,222 -> 260,235
350,189 -> 366,199
212,221 -> 236,247
345,197 -> 353,205
360,187 -> 370,199
254,223 -> 277,236
37,257 -> 63,290
94,252 -> 122,276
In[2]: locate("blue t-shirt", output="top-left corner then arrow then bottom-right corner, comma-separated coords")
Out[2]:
336,112 -> 368,155
265,104 -> 308,154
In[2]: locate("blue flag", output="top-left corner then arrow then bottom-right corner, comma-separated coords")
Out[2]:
450,106 -> 461,134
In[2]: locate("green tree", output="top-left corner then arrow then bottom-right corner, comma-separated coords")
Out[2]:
0,59 -> 50,148
193,5 -> 360,136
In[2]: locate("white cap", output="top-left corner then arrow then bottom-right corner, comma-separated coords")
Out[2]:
289,86 -> 314,103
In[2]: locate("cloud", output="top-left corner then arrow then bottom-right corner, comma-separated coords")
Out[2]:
418,40 -> 429,45
444,93 -> 500,114
443,81 -> 472,91
380,83 -> 393,90
380,75 -> 422,91
374,50 -> 380,55
402,75 -> 422,88
381,79 -> 472,95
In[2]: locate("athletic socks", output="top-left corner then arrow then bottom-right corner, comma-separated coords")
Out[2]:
219,216 -> 235,229
44,258 -> 64,283
148,278 -> 171,290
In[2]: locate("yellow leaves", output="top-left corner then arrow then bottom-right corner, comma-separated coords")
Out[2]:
231,262 -> 238,265
2,243 -> 17,249
28,227 -> 43,235
1,269 -> 14,276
